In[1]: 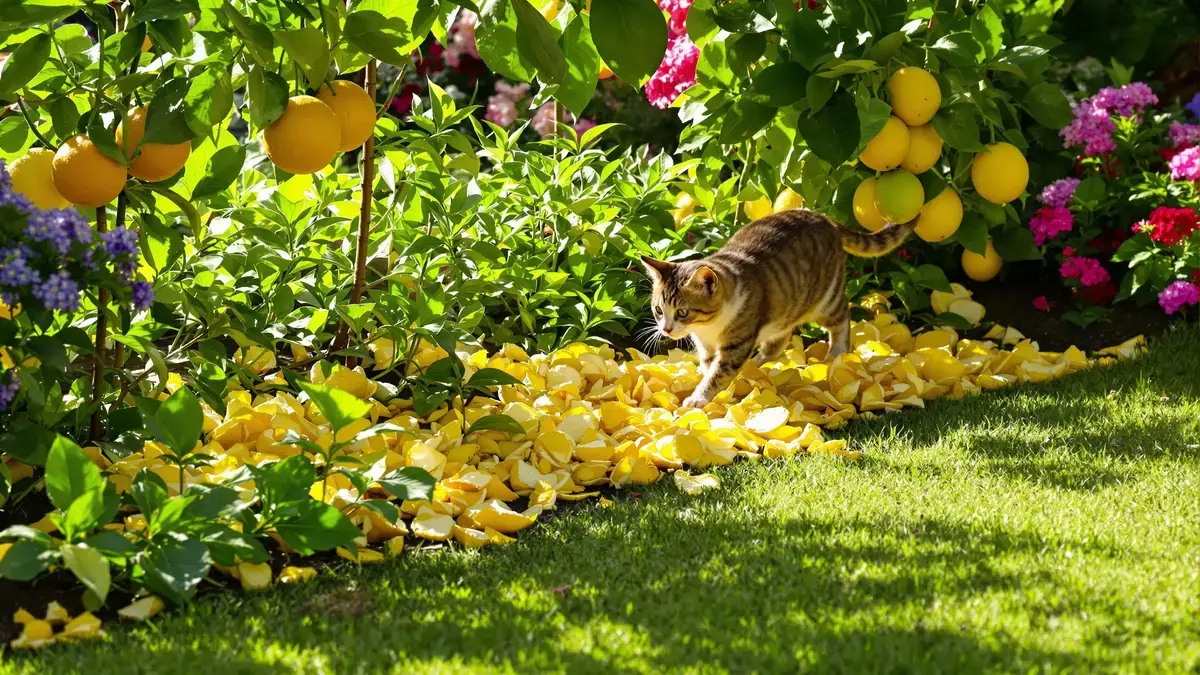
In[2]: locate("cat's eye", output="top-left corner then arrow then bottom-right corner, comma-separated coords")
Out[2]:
652,305 -> 662,317
675,308 -> 690,320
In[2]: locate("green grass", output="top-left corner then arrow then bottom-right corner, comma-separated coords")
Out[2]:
7,328 -> 1200,674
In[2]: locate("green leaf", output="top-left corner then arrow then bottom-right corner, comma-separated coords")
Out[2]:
375,466 -> 437,501
62,544 -> 111,604
1112,237 -> 1148,263
747,62 -> 808,107
143,78 -> 195,145
192,145 -> 246,200
0,33 -> 51,96
0,539 -> 58,581
131,469 -> 169,521
931,105 -> 984,152
185,70 -> 234,136
511,0 -> 566,85
1073,176 -> 1106,208
154,387 -> 203,456
930,32 -> 980,67
787,9 -> 827,70
221,1 -> 275,66
955,213 -> 990,255
913,264 -> 952,293
867,31 -> 906,64
274,26 -> 331,90
272,499 -> 361,556
299,381 -> 372,432
134,0 -> 200,22
255,455 -> 316,507
141,532 -> 211,605
247,68 -> 289,130
199,524 -> 270,566
0,116 -> 30,153
1022,82 -> 1073,130
591,0 -> 669,84
855,97 -> 892,153
916,170 -> 945,203
720,98 -> 775,145
87,113 -> 127,167
62,487 -> 119,540
467,368 -> 523,390
476,0 -> 536,81
551,14 -> 600,115
85,531 -> 137,558
794,91 -> 859,166
805,75 -> 835,114
993,226 -> 1042,261
45,435 -> 105,512
0,423 -> 54,466
467,413 -> 527,437
936,312 -> 975,331
344,0 -> 438,67
969,4 -> 1004,61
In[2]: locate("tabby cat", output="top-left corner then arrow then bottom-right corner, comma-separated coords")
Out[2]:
641,208 -> 915,408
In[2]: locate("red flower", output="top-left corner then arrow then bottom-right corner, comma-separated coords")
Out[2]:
1145,206 -> 1199,247
1159,145 -> 1192,164
1079,281 -> 1117,306
412,43 -> 445,77
1062,246 -> 1076,257
1032,296 -> 1053,312
896,249 -> 911,260
1191,269 -> 1200,284
390,82 -> 422,115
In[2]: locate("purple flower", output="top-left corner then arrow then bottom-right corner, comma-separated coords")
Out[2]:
131,281 -> 154,311
1158,280 -> 1200,315
0,371 -> 18,412
1187,93 -> 1200,120
1060,82 -> 1158,156
1169,146 -> 1200,182
32,271 -> 80,312
1038,178 -> 1080,208
24,209 -> 89,255
101,226 -> 139,259
1169,121 -> 1200,149
1029,206 -> 1074,246
0,248 -> 40,287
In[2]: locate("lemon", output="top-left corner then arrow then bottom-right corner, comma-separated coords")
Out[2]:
263,95 -> 341,174
115,106 -> 191,182
744,195 -> 772,221
962,239 -> 1003,281
671,192 -> 697,228
914,189 -> 962,242
873,169 -> 924,224
9,148 -> 70,209
900,124 -> 942,174
971,142 -> 1029,205
852,178 -> 887,232
52,135 -> 127,207
315,80 -> 376,152
858,116 -> 910,171
887,67 -> 942,126
773,187 -> 805,212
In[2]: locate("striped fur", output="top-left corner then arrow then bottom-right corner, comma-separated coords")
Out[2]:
642,208 -> 915,408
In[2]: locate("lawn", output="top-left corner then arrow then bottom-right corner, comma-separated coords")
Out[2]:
5,327 -> 1199,674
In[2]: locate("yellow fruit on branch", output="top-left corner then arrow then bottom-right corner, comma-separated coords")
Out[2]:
263,95 -> 341,174
858,116 -> 910,171
900,124 -> 943,175
873,169 -> 924,224
852,178 -> 886,232
971,142 -> 1029,205
315,80 -> 376,152
914,188 -> 962,242
887,67 -> 942,126
115,106 -> 191,182
962,239 -> 1003,281
744,195 -> 772,222
51,135 -> 127,208
773,187 -> 804,213
9,148 -> 69,210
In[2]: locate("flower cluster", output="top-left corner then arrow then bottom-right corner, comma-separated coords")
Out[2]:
1060,256 -> 1111,287
0,369 -> 17,412
1061,82 -> 1159,156
443,11 -> 479,69
1187,92 -> 1200,120
528,102 -> 598,139
1158,280 -> 1199,315
1140,206 -> 1199,248
1168,146 -> 1200,182
1038,178 -> 1080,208
1168,121 -> 1200,149
644,0 -> 699,109
485,81 -> 531,128
1030,206 -> 1074,246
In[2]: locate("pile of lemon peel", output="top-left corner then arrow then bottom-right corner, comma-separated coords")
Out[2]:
1,300 -> 1146,642
9,602 -> 104,649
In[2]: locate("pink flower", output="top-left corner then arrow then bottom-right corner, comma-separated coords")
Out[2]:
445,10 -> 479,69
1060,256 -> 1111,287
1168,146 -> 1200,181
390,82 -> 422,116
494,81 -> 530,100
659,0 -> 693,37
573,117 -> 597,136
1090,83 -> 1158,118
1038,178 -> 1080,208
1158,280 -> 1200,314
1169,121 -> 1200,148
1032,296 -> 1053,312
1029,205 -> 1074,246
531,102 -> 560,138
1061,82 -> 1158,156
644,34 -> 699,109
1063,246 -> 1076,257
485,94 -> 518,127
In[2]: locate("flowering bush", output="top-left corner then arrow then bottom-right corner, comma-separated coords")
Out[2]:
0,161 -> 151,415
1029,83 -> 1200,323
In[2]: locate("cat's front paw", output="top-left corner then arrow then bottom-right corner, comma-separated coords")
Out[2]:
681,394 -> 710,409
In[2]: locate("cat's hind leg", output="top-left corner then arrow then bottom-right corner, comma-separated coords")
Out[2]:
816,305 -> 850,360
752,331 -> 790,365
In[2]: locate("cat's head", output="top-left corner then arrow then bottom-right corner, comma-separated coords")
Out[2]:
641,256 -> 727,339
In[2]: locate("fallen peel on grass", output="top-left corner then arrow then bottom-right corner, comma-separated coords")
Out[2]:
2,297 -> 1146,646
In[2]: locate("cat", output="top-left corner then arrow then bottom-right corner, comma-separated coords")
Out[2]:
641,208 -> 916,409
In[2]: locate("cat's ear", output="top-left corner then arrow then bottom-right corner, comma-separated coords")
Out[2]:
641,256 -> 673,279
686,266 -> 718,296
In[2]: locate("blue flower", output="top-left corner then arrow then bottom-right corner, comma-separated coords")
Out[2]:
131,280 -> 154,311
32,271 -> 80,312
0,248 -> 40,287
0,370 -> 18,412
101,226 -> 139,259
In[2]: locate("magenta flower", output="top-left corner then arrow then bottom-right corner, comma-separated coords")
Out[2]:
1168,146 -> 1200,181
644,34 -> 699,109
1029,206 -> 1074,246
659,0 -> 694,37
1060,256 -> 1110,287
1169,121 -> 1200,148
1158,280 -> 1200,314
1060,82 -> 1158,156
573,117 -> 597,136
1032,296 -> 1053,312
1038,178 -> 1080,208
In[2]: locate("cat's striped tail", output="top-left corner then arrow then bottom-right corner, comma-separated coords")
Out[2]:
840,218 -> 917,257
